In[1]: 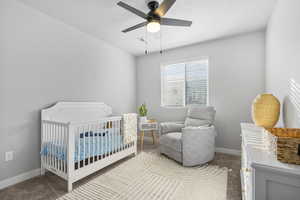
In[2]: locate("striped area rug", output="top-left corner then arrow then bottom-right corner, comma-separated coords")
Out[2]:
58,153 -> 227,200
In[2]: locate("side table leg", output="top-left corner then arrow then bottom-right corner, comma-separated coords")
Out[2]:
140,131 -> 144,150
152,130 -> 156,145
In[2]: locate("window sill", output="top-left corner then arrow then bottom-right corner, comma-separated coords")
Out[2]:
160,104 -> 208,109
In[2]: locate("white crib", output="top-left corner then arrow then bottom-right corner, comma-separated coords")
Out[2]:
40,102 -> 137,192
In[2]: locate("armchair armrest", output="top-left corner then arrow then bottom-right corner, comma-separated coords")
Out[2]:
182,126 -> 217,166
159,121 -> 185,136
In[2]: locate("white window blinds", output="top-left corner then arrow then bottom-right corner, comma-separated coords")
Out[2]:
161,59 -> 208,107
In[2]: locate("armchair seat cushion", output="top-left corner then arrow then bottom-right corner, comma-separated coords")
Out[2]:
160,132 -> 182,152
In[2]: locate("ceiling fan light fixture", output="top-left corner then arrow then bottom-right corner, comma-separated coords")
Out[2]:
147,21 -> 160,33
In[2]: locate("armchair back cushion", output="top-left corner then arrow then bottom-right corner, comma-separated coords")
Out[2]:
184,117 -> 211,127
186,105 -> 216,125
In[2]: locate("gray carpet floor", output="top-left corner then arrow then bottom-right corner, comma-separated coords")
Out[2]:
0,138 -> 241,200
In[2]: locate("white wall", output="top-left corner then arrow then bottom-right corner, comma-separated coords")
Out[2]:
0,0 -> 136,181
266,0 -> 300,128
136,32 -> 265,150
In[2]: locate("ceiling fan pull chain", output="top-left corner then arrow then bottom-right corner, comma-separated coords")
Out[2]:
160,27 -> 163,55
145,27 -> 148,55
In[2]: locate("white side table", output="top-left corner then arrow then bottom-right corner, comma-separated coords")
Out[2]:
139,120 -> 158,149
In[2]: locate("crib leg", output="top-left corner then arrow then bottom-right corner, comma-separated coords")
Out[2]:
40,166 -> 46,176
67,181 -> 73,192
134,143 -> 138,156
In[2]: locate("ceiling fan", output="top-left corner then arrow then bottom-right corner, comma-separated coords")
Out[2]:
117,0 -> 192,33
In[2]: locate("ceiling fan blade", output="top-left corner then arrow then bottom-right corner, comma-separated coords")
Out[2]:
122,21 -> 148,33
117,1 -> 148,19
154,0 -> 176,16
161,18 -> 192,26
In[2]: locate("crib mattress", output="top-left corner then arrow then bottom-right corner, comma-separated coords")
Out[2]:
41,131 -> 124,161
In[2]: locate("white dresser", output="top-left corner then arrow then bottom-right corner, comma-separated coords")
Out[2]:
241,123 -> 300,200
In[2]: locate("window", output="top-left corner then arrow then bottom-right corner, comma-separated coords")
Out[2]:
161,59 -> 209,107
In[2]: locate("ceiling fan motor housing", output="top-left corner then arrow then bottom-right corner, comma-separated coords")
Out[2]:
147,1 -> 161,22
147,1 -> 159,11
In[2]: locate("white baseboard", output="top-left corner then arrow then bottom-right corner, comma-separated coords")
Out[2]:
0,148 -> 239,190
216,147 -> 241,156
0,168 -> 41,190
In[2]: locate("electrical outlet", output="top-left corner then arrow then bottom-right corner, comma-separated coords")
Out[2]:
5,151 -> 14,161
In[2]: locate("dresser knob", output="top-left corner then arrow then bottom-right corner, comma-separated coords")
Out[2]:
244,168 -> 252,172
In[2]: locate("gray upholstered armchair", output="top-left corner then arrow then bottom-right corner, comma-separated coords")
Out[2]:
159,106 -> 217,166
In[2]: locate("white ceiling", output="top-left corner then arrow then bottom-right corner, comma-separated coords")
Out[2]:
18,0 -> 276,55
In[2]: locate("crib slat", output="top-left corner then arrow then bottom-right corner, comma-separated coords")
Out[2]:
53,124 -> 56,169
93,124 -> 96,161
113,121 -> 116,154
77,127 -> 81,169
109,121 -> 111,156
64,126 -> 67,173
54,124 -> 58,171
50,124 -> 54,168
88,124 -> 91,165
67,124 -> 75,180
110,121 -> 112,154
45,123 -> 49,169
104,122 -> 105,158
60,125 -> 63,173
91,124 -> 94,163
61,125 -> 64,173
119,120 -> 122,151
93,125 -> 95,161
58,124 -> 61,172
83,126 -> 86,168
109,122 -> 111,155
101,122 -> 104,160
111,121 -> 116,154
119,121 -> 124,151
59,124 -> 63,172
93,125 -> 96,162
56,124 -> 59,171
41,123 -> 44,167
41,123 -> 44,168
117,120 -> 119,152
46,123 -> 49,167
59,125 -> 64,172
104,122 -> 107,157
104,123 -> 106,157
52,124 -> 55,169
107,122 -> 109,157
42,123 -> 45,166
97,124 -> 100,161
115,120 -> 117,153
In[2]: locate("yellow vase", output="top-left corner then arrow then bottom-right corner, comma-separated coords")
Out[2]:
252,94 -> 280,128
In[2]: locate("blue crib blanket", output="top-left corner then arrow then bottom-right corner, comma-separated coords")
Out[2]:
41,131 -> 124,161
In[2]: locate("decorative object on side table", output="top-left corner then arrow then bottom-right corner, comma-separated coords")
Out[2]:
139,119 -> 158,150
252,93 -> 280,128
138,103 -> 148,122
